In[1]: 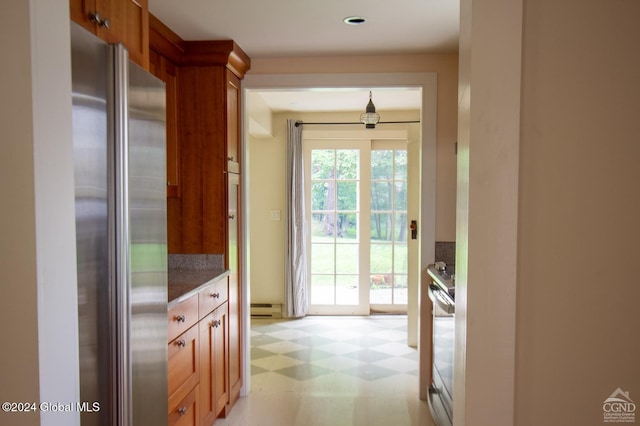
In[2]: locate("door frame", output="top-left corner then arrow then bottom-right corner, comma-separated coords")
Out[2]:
241,72 -> 437,395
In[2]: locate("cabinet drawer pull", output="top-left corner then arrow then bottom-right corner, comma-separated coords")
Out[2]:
174,315 -> 186,323
210,292 -> 220,299
88,12 -> 110,29
176,339 -> 186,347
178,406 -> 188,415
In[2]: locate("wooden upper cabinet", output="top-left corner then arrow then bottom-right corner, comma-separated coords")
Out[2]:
70,0 -> 97,33
149,24 -> 250,254
150,49 -> 181,198
226,71 -> 240,174
70,0 -> 149,69
164,60 -> 179,197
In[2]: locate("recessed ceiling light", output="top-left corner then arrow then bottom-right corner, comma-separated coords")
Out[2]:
343,16 -> 366,25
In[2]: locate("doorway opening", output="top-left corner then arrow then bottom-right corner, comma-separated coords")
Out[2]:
242,72 -> 437,396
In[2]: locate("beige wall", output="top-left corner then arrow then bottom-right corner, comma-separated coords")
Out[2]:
0,1 -> 79,425
458,0 -> 640,425
248,110 -> 421,306
249,54 -> 459,242
1,3 -> 40,424
247,114 -> 287,304
455,0 -> 523,423
515,0 -> 640,424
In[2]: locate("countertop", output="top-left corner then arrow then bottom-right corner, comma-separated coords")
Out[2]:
168,267 -> 229,308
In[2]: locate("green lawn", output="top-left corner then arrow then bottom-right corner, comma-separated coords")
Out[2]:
309,236 -> 408,305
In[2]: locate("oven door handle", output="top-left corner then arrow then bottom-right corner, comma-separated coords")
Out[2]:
428,284 -> 455,314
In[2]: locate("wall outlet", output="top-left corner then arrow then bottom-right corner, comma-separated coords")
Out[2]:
269,210 -> 281,221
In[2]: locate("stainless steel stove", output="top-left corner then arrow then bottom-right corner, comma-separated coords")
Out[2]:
427,264 -> 455,426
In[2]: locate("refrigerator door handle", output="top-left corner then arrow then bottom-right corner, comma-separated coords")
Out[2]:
110,42 -> 132,426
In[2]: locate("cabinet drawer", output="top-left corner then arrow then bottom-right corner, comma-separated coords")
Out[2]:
168,294 -> 198,342
168,325 -> 199,412
169,384 -> 199,426
198,278 -> 228,319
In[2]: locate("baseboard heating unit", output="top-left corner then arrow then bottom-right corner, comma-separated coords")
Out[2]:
250,303 -> 282,319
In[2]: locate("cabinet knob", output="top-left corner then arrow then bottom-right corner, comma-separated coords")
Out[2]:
88,12 -> 110,29
175,315 -> 186,323
229,214 -> 235,220
176,339 -> 186,347
211,319 -> 221,328
178,406 -> 188,415
210,292 -> 220,299
228,156 -> 235,162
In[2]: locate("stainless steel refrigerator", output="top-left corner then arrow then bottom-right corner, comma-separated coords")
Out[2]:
71,22 -> 168,426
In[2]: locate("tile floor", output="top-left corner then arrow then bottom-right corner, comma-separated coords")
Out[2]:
215,315 -> 435,426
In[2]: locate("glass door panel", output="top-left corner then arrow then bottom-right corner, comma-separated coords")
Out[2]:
307,142 -> 369,314
370,148 -> 408,308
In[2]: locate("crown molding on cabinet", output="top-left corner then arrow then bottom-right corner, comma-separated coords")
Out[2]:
149,14 -> 251,78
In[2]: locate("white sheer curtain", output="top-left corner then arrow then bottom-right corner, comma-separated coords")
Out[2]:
284,119 -> 308,317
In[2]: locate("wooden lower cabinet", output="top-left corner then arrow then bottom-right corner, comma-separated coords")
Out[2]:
168,285 -> 234,426
169,384 -> 199,426
168,325 -> 199,414
199,303 -> 229,425
168,293 -> 199,342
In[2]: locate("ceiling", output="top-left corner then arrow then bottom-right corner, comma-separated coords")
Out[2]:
253,88 -> 423,113
149,0 -> 459,113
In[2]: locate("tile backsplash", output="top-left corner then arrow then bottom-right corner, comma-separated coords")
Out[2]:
435,241 -> 456,266
168,254 -> 224,270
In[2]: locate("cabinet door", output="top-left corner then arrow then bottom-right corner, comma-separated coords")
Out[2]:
199,303 -> 229,425
227,172 -> 242,409
226,70 -> 240,173
176,66 -> 226,254
70,0 -> 149,69
149,50 -> 180,198
70,0 -> 98,33
101,0 -> 149,69
165,58 -> 180,196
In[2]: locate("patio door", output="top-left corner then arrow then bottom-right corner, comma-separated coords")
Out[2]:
369,143 -> 409,312
304,136 -> 408,315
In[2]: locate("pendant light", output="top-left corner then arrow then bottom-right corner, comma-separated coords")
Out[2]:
360,91 -> 380,129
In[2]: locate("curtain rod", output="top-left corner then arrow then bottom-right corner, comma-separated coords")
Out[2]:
294,120 -> 420,127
